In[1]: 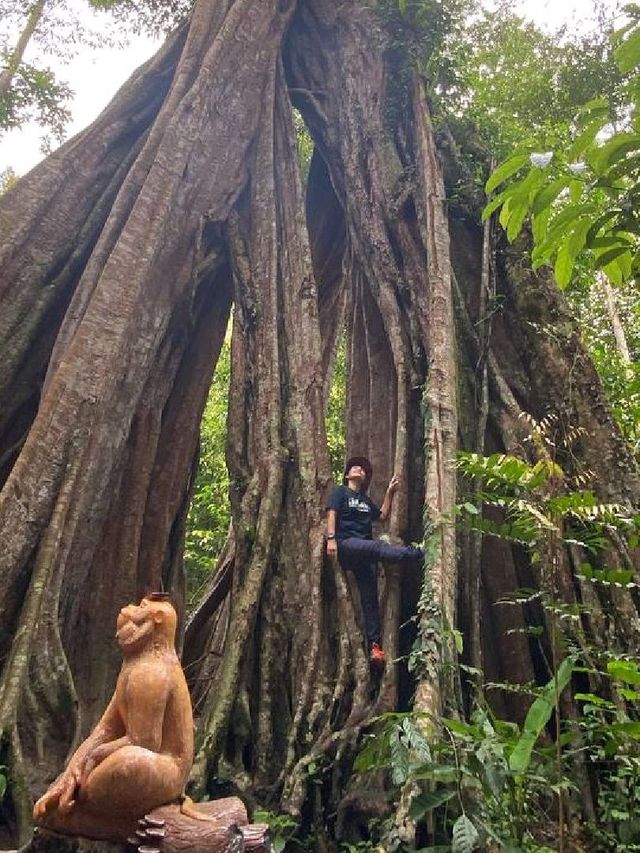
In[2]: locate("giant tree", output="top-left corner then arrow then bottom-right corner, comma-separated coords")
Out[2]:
0,0 -> 637,846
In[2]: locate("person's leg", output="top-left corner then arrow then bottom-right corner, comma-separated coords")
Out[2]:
339,536 -> 423,564
351,561 -> 381,648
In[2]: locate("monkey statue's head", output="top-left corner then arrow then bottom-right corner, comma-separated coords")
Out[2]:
116,595 -> 177,654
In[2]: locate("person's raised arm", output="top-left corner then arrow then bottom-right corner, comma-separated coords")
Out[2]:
379,475 -> 399,522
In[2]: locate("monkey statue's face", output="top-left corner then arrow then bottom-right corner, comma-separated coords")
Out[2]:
116,598 -> 175,653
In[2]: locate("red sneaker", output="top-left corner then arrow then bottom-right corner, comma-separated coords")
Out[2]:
369,642 -> 385,666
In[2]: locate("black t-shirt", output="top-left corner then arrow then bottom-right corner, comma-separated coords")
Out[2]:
327,484 -> 381,541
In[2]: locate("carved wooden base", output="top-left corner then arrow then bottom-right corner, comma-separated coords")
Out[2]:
27,798 -> 270,853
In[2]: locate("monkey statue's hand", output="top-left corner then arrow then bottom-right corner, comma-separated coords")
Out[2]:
33,763 -> 82,819
80,736 -> 131,787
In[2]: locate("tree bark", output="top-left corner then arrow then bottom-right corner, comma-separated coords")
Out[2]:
0,0 -> 638,847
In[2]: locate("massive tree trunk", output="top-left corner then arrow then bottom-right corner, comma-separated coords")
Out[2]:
0,0 -> 638,846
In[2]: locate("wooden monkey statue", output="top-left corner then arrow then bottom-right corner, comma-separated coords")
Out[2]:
33,594 -> 268,853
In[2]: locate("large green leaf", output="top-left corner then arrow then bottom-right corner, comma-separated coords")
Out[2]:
509,657 -> 575,774
608,660 -> 640,685
408,788 -> 456,819
586,209 -> 621,247
575,96 -> 610,127
451,815 -> 479,853
569,120 -> 604,161
615,27 -> 640,74
390,727 -> 410,785
531,203 -> 597,268
531,208 -> 550,243
595,244 -> 632,269
554,242 -> 575,288
486,153 -> 531,195
590,133 -> 640,174
567,217 -> 594,258
506,200 -> 529,241
482,182 -> 521,222
499,196 -> 514,231
569,179 -> 584,203
531,177 -> 570,216
613,721 -> 640,738
607,151 -> 640,181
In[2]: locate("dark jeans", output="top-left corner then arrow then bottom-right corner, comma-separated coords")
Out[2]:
338,537 -> 422,647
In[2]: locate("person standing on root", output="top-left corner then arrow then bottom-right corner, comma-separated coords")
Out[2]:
326,456 -> 424,666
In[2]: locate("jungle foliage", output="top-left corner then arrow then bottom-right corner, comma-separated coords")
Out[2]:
485,2 -> 640,463
349,423 -> 639,852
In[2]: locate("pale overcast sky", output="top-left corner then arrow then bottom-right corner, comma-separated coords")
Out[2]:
0,0 -> 621,175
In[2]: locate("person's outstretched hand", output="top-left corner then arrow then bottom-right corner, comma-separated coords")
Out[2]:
387,475 -> 399,494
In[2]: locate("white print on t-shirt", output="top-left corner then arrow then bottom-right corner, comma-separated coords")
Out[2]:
348,496 -> 370,513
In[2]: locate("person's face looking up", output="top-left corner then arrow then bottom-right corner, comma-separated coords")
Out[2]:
347,465 -> 365,484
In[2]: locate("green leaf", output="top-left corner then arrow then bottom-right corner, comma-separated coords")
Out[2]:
604,569 -> 634,585
486,154 -> 531,195
574,692 -> 612,707
409,788 -> 456,819
554,242 -> 574,288
482,182 -> 522,221
531,177 -> 570,216
607,151 -> 640,181
482,195 -> 506,221
569,117 -> 607,161
608,660 -> 640,685
532,207 -> 550,243
390,727 -> 410,785
0,774 -> 5,800
567,217 -> 594,258
542,203 -> 598,253
413,765 -> 458,783
590,133 -> 640,174
451,815 -> 479,853
615,28 -> 640,73
576,97 -> 610,127
506,201 -> 529,241
597,245 -> 632,270
498,196 -> 513,231
509,657 -> 574,774
613,721 -> 640,739
442,718 -> 478,736
604,249 -> 633,283
586,209 -> 621,247
569,179 -> 583,204
620,688 -> 640,701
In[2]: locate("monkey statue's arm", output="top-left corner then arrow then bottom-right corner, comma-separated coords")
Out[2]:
83,666 -> 172,781
34,695 -> 125,818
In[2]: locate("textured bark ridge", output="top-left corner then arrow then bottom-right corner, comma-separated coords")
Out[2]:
0,0 -> 638,846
